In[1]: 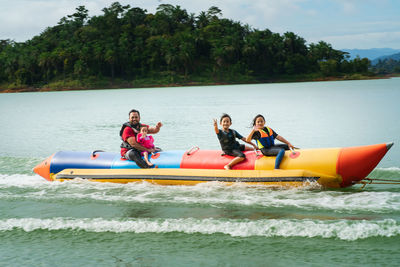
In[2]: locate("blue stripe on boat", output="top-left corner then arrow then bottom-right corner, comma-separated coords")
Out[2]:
111,150 -> 184,169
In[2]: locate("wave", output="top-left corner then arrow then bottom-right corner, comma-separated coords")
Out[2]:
0,217 -> 398,241
376,167 -> 400,172
0,174 -> 47,187
1,175 -> 400,213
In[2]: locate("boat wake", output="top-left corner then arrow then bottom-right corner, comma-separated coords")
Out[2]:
1,174 -> 400,213
0,217 -> 399,241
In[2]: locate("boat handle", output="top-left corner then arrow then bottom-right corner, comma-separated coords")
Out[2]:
92,150 -> 105,158
186,146 -> 199,155
290,147 -> 300,155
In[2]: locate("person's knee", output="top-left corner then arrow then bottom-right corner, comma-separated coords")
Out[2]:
125,150 -> 135,161
234,150 -> 246,158
279,144 -> 289,150
126,149 -> 150,168
238,157 -> 245,162
261,148 -> 275,156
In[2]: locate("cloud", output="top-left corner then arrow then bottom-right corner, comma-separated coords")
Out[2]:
0,1 -> 77,41
0,0 -> 305,41
320,31 -> 400,49
0,0 -> 399,49
0,0 -> 149,41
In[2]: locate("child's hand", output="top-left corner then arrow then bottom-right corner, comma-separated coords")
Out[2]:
213,119 -> 219,134
288,143 -> 295,150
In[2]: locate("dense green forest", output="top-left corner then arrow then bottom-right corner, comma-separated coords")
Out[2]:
0,2 -> 374,91
372,58 -> 400,74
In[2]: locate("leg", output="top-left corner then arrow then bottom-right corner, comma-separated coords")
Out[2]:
125,149 -> 151,168
143,151 -> 153,167
224,149 -> 246,170
225,157 -> 245,170
274,144 -> 289,169
260,146 -> 285,169
274,149 -> 285,169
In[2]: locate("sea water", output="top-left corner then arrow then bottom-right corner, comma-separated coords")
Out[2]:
0,78 -> 399,266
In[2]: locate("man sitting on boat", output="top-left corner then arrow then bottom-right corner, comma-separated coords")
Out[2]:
120,109 -> 162,168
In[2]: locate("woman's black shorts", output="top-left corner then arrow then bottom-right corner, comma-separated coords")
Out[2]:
260,144 -> 289,156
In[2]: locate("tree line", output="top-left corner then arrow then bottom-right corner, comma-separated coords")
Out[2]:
0,2 -> 373,90
372,58 -> 400,74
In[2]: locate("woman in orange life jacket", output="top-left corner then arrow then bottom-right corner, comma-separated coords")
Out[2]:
246,114 -> 294,169
214,113 -> 257,170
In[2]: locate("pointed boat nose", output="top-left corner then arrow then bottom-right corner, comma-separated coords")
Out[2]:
386,142 -> 394,150
337,143 -> 393,187
33,154 -> 54,181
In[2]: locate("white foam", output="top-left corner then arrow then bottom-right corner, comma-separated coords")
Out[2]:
1,176 -> 399,212
375,167 -> 400,172
0,174 -> 47,187
0,217 -> 398,241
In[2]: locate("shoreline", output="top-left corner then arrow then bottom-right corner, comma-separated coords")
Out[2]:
1,74 -> 397,94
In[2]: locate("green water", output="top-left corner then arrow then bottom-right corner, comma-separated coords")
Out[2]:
0,78 -> 400,266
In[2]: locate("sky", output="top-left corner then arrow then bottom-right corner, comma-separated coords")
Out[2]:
0,0 -> 399,50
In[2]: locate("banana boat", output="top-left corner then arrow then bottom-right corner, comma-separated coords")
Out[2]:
33,143 -> 393,188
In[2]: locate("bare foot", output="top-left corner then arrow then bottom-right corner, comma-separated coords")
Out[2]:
147,161 -> 154,167
224,165 -> 231,170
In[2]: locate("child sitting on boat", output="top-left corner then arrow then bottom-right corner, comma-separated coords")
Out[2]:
136,126 -> 155,167
214,113 -> 257,170
246,114 -> 294,169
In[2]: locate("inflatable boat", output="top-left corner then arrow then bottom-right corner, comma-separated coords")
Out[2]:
33,143 -> 393,188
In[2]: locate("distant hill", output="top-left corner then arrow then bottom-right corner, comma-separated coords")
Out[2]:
371,52 -> 400,65
342,48 -> 400,60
